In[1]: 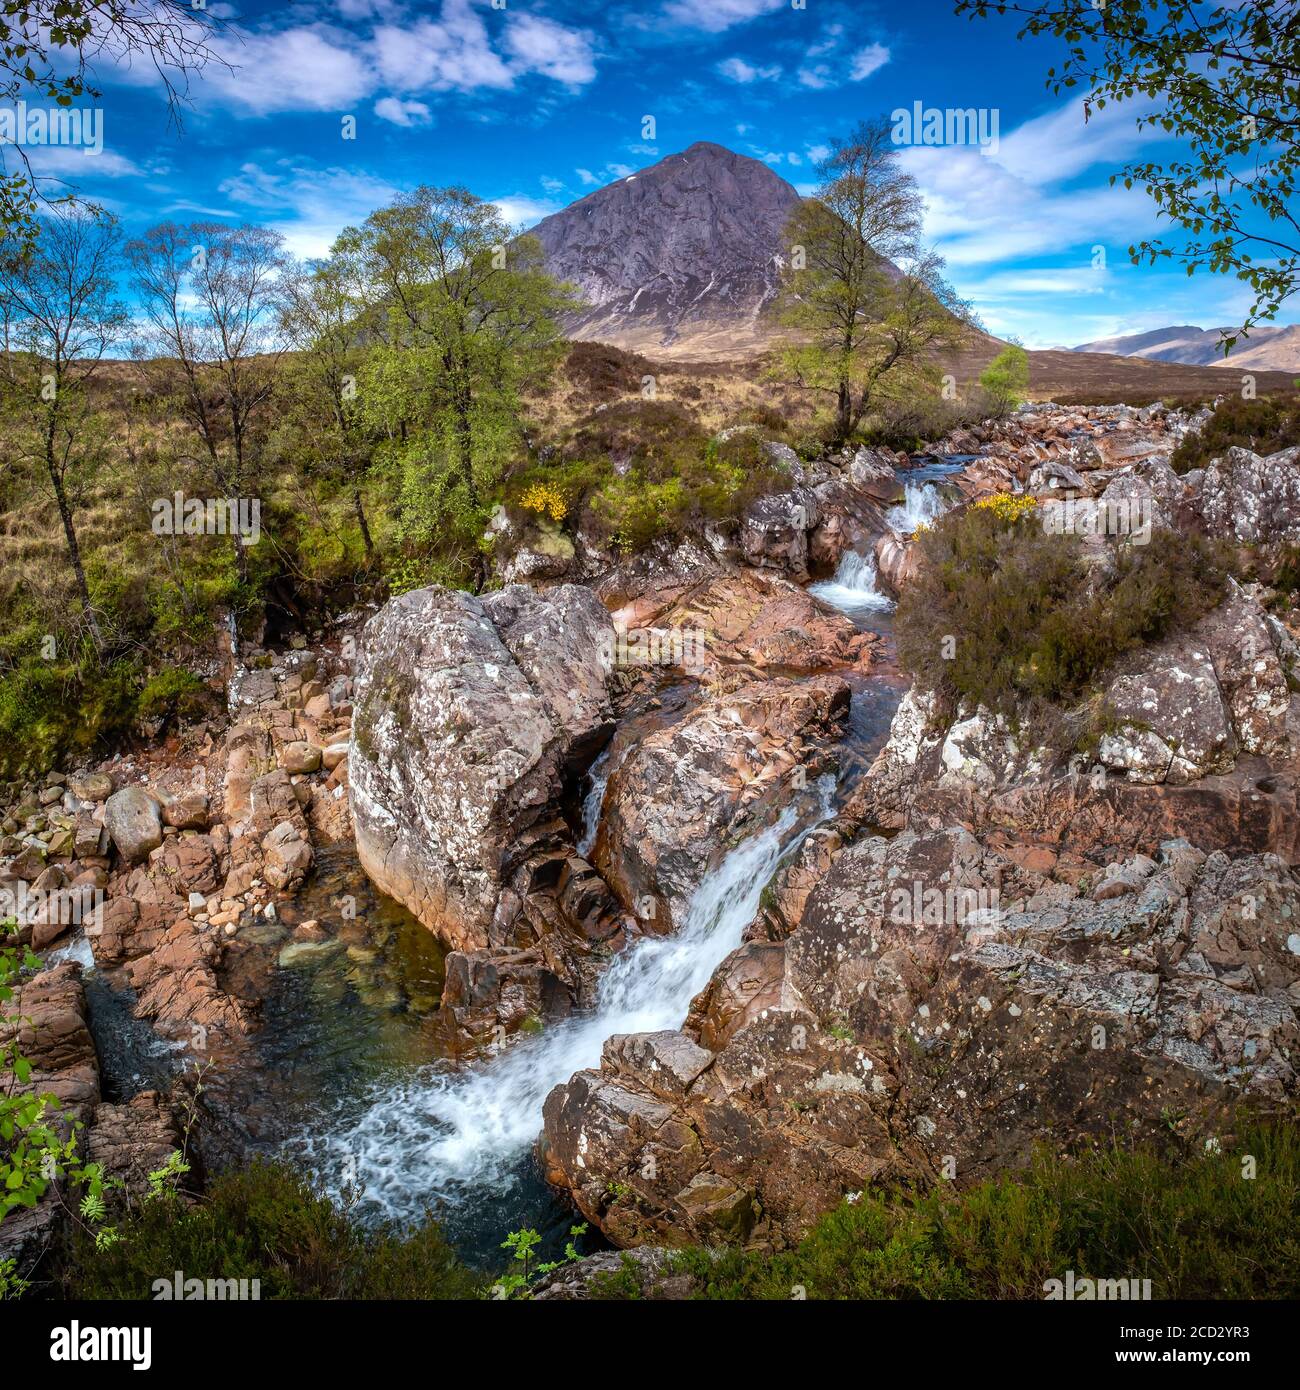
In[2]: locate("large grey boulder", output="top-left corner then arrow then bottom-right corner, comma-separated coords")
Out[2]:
103,786 -> 162,864
349,584 -> 616,952
1200,445 -> 1300,543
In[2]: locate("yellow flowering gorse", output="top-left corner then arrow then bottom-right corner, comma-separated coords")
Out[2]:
972,492 -> 1038,523
519,480 -> 568,523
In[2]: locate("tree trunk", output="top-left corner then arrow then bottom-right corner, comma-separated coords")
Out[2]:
44,427 -> 103,653
835,378 -> 853,442
353,487 -> 374,559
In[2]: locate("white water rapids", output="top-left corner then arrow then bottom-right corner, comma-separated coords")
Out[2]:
886,480 -> 948,534
809,548 -> 894,614
300,778 -> 836,1225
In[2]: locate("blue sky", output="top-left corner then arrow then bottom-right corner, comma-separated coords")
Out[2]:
18,0 -> 1296,347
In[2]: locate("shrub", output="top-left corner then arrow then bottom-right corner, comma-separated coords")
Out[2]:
1171,394 -> 1300,475
592,1116 -> 1300,1300
861,395 -> 987,452
563,341 -> 654,402
978,345 -> 1031,417
507,409 -> 791,555
65,1160 -> 484,1301
896,498 -> 1227,719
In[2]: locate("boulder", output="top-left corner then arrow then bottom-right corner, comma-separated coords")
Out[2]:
349,583 -> 615,952
543,831 -> 1300,1247
598,675 -> 849,932
69,772 -> 113,803
1200,445 -> 1300,544
280,741 -> 322,775
161,791 -> 209,830
104,786 -> 163,864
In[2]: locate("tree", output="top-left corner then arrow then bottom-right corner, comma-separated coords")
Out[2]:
0,208 -> 127,652
277,255 -> 376,560
979,344 -> 1031,417
778,120 -> 974,441
0,2 -> 225,241
338,187 -> 575,578
956,0 -> 1300,345
128,222 -> 287,589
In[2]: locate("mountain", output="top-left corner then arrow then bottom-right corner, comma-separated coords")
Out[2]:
529,142 -> 802,359
1073,324 -> 1300,374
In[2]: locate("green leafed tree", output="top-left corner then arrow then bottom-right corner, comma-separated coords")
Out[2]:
978,343 -> 1031,416
956,0 -> 1300,346
337,187 -> 575,584
277,253 -> 377,561
777,120 -> 975,442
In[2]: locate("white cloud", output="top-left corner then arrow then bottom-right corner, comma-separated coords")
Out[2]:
662,0 -> 784,33
575,167 -> 599,185
206,26 -> 375,114
808,143 -> 830,163
797,65 -> 834,90
102,1 -> 597,119
24,145 -> 143,179
374,96 -> 433,127
504,14 -> 596,85
717,56 -> 781,83
493,193 -> 562,230
540,174 -> 565,195
371,4 -> 512,94
219,159 -> 400,258
995,97 -> 1155,185
850,43 -> 890,81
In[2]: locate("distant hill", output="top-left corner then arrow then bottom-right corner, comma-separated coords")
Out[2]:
1074,324 -> 1300,374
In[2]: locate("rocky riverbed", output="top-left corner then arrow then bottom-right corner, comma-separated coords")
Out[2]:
6,400 -> 1300,1275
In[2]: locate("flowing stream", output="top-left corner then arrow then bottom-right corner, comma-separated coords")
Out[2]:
290,778 -> 836,1240
809,549 -> 895,619
886,480 -> 948,533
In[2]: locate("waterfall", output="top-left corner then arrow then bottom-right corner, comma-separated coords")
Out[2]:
44,931 -> 94,969
886,480 -> 947,534
297,778 -> 836,1225
576,743 -> 617,859
809,548 -> 894,614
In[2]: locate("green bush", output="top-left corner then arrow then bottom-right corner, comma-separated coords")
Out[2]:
508,407 -> 791,555
596,1117 -> 1300,1300
1171,394 -> 1300,475
895,496 -> 1227,720
978,345 -> 1031,416
66,1160 -> 484,1301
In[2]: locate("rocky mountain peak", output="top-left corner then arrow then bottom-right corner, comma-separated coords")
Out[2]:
529,142 -> 802,357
